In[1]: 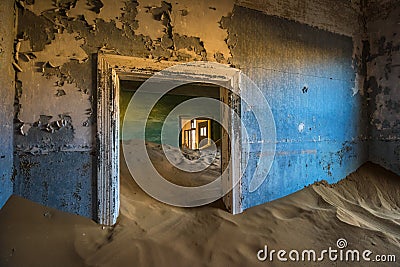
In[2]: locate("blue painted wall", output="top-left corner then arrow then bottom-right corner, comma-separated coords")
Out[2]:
0,0 -> 15,209
13,152 -> 94,217
224,7 -> 369,209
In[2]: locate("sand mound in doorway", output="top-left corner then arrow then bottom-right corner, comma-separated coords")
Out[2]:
0,162 -> 399,267
122,139 -> 222,187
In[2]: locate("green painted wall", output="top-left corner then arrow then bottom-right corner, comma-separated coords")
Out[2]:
120,89 -> 194,145
120,88 -> 223,147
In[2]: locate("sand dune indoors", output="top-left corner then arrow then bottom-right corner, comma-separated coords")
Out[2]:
0,153 -> 399,267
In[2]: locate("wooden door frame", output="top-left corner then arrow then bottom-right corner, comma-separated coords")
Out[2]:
96,53 -> 243,225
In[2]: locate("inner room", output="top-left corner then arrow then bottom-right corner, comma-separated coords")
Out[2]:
119,80 -> 227,188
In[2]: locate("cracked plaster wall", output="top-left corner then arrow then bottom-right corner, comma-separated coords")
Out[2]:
12,0 -> 370,217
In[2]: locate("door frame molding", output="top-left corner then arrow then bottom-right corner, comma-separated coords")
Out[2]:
96,53 -> 243,225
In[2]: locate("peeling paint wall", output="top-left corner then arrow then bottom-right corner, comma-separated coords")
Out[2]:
12,0 -> 367,217
366,2 -> 400,175
0,0 -> 16,209
13,0 -> 238,217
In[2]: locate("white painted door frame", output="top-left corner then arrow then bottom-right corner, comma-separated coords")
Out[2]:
96,54 -> 243,225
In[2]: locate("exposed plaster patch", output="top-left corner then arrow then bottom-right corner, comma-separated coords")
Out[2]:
18,39 -> 32,54
63,18 -> 149,58
20,123 -> 32,136
33,32 -> 88,67
298,123 -> 305,133
17,60 -> 92,147
351,36 -> 366,97
18,9 -> 55,51
353,73 -> 364,96
23,0 -> 55,16
175,48 -> 202,61
173,33 -> 205,57
119,1 -> 139,39
135,0 -> 168,40
19,155 -> 40,176
170,0 -> 235,61
56,89 -> 66,97
67,0 -> 125,29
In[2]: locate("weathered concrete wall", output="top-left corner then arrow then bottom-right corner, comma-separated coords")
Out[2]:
13,0 -> 366,217
366,2 -> 400,175
0,0 -> 16,209
224,6 -> 368,209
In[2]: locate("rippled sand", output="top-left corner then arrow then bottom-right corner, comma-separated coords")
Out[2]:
0,149 -> 399,267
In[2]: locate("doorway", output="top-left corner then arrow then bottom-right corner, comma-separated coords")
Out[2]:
119,80 -> 225,188
180,118 -> 216,150
96,54 -> 243,225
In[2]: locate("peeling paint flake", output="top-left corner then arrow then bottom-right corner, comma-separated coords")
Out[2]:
67,0 -> 125,29
170,0 -> 235,62
24,0 -> 56,16
298,123 -> 305,133
34,33 -> 88,67
18,39 -> 32,54
175,48 -> 202,61
352,73 -> 364,96
135,0 -> 168,40
17,60 -> 92,147
20,123 -> 32,136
